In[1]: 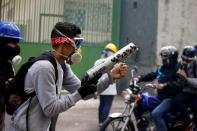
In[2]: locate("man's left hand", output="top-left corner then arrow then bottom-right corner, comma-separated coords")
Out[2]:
179,70 -> 188,80
156,84 -> 164,90
111,63 -> 128,80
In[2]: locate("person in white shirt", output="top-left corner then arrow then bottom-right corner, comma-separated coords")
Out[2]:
96,43 -> 118,126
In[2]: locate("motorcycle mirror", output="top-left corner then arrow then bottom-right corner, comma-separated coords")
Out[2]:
134,66 -> 138,72
131,65 -> 138,78
157,72 -> 164,81
158,72 -> 163,77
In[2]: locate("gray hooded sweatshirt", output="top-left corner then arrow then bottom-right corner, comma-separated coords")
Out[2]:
9,58 -> 113,131
183,60 -> 197,94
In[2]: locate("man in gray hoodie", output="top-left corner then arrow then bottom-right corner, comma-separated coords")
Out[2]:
9,22 -> 128,131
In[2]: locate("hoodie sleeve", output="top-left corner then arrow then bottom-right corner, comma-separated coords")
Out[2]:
62,63 -> 81,93
29,61 -> 81,117
187,78 -> 197,88
187,61 -> 197,88
163,73 -> 186,93
138,69 -> 158,82
96,73 -> 114,95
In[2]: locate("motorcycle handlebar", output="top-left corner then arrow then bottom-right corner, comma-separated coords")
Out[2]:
144,84 -> 156,88
129,82 -> 156,95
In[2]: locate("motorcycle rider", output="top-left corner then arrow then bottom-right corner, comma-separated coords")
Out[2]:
173,46 -> 197,131
195,44 -> 197,58
133,46 -> 185,131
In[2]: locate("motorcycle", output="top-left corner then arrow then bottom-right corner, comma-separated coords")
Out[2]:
100,66 -> 194,131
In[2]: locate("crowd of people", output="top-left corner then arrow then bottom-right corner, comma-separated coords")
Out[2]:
0,21 -> 197,131
134,45 -> 197,131
0,22 -> 128,131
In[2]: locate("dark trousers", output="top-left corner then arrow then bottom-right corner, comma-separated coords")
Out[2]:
0,94 -> 5,131
0,112 -> 4,131
98,95 -> 114,124
49,115 -> 59,131
173,92 -> 197,131
152,98 -> 173,131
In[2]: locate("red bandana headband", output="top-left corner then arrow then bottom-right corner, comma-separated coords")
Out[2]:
51,37 -> 75,46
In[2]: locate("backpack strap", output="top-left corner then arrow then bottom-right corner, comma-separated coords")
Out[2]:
61,62 -> 66,78
26,51 -> 60,131
26,96 -> 33,131
32,51 -> 58,94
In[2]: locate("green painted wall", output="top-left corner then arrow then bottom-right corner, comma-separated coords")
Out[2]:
15,43 -> 103,79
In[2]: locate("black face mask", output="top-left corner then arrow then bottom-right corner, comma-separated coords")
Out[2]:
0,45 -> 21,60
162,58 -> 170,66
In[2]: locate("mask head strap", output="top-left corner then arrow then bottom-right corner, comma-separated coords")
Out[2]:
51,28 -> 84,49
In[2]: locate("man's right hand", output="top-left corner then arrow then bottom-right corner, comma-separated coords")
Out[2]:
134,77 -> 139,83
78,83 -> 97,99
179,70 -> 188,80
5,78 -> 13,88
130,77 -> 139,84
155,84 -> 164,90
78,74 -> 101,99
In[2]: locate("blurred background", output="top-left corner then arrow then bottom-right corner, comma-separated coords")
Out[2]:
1,0 -> 197,93
1,0 -> 197,131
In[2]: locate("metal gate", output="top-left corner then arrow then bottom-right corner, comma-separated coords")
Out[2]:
0,0 -> 118,78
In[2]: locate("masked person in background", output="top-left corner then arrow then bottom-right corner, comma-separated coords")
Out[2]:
95,43 -> 118,127
0,22 -> 23,131
133,46 -> 185,131
9,22 -> 128,131
173,46 -> 197,131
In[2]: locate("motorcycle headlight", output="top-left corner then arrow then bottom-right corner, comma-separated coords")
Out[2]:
121,89 -> 132,100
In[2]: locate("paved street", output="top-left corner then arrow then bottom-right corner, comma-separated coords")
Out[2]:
5,96 -> 127,131
56,96 -> 125,131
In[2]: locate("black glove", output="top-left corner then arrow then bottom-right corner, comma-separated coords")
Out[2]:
78,74 -> 102,99
78,83 -> 97,99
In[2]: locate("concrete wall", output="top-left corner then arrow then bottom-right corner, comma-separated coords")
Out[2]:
156,0 -> 197,64
118,0 -> 158,93
118,0 -> 197,93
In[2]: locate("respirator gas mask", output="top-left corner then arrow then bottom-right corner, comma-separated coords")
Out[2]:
161,55 -> 170,66
12,55 -> 22,66
52,49 -> 82,64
